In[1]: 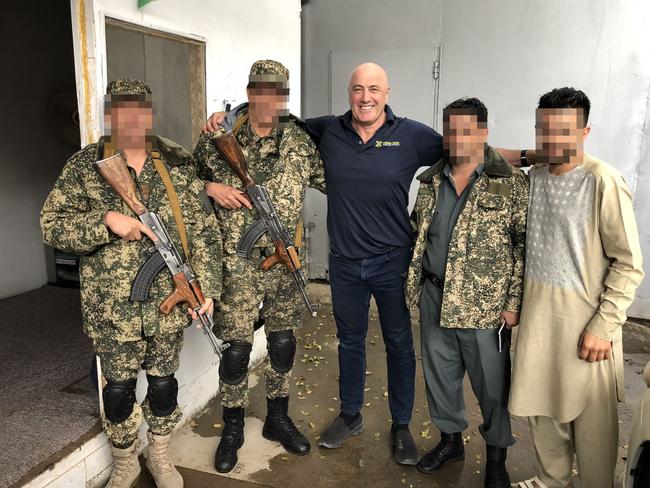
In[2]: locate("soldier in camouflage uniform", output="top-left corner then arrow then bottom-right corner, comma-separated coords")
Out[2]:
404,98 -> 528,487
40,79 -> 222,488
192,60 -> 325,473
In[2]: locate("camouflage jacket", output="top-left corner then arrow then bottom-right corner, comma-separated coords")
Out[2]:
405,146 -> 528,329
40,136 -> 223,341
192,112 -> 325,255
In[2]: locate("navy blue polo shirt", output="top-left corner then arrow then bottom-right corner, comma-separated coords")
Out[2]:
305,106 -> 443,259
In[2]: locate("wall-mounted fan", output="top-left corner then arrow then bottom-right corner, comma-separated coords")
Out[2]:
45,87 -> 80,149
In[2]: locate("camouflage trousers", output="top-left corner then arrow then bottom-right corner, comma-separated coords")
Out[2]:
93,331 -> 184,446
217,252 -> 303,408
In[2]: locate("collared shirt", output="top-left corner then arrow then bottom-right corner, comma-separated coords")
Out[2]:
305,105 -> 443,258
130,153 -> 155,206
422,162 -> 485,280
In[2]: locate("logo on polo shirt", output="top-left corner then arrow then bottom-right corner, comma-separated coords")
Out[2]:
375,140 -> 400,148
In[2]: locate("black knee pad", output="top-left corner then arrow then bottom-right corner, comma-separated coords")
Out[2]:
103,378 -> 137,423
219,341 -> 252,385
267,329 -> 296,374
146,374 -> 178,417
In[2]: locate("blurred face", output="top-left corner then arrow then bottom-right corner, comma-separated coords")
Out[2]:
247,83 -> 290,129
535,108 -> 589,165
105,101 -> 153,145
348,64 -> 390,127
443,113 -> 488,165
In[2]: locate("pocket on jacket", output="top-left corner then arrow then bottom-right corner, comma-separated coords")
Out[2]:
477,192 -> 505,210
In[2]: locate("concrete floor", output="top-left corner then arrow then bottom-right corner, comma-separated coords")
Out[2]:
134,285 -> 650,488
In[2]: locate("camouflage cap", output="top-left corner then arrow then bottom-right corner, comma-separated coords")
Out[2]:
106,78 -> 152,97
248,60 -> 289,85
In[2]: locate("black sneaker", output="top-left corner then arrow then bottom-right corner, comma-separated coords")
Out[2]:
318,415 -> 364,449
391,427 -> 418,465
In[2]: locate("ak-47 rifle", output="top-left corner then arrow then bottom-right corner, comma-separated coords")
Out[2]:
94,152 -> 228,358
210,133 -> 317,317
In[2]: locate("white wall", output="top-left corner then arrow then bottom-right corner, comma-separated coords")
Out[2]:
73,0 -> 302,146
301,0 -> 443,118
437,0 -> 650,318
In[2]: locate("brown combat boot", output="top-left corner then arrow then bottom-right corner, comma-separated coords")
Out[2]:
145,432 -> 183,488
105,441 -> 141,488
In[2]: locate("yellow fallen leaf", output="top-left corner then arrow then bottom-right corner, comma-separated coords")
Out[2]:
212,423 -> 222,428
420,426 -> 430,438
308,422 -> 316,429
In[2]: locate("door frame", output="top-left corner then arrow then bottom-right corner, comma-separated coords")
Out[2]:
70,0 -> 207,146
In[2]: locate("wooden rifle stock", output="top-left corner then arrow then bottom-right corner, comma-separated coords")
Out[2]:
159,273 -> 202,314
210,134 -> 256,188
95,152 -> 147,216
260,242 -> 301,272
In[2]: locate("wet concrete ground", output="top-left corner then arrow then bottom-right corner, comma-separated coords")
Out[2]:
135,285 -> 650,488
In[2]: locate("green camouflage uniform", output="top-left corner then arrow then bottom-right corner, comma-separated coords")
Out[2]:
192,63 -> 325,408
40,79 -> 223,445
405,146 -> 528,328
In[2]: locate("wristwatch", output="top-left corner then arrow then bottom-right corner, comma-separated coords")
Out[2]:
520,149 -> 530,167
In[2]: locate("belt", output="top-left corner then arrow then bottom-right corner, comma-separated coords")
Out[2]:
422,269 -> 445,291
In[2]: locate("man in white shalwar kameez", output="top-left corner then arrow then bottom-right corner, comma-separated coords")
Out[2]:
509,87 -> 644,488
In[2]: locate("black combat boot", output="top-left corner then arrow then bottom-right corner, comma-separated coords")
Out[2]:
417,432 -> 465,474
484,445 -> 511,488
214,407 -> 244,473
262,396 -> 311,455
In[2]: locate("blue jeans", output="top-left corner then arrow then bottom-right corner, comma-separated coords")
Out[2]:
328,246 -> 415,424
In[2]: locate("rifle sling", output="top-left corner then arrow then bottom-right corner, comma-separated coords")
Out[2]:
232,113 -> 249,137
294,217 -> 303,249
150,150 -> 191,260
